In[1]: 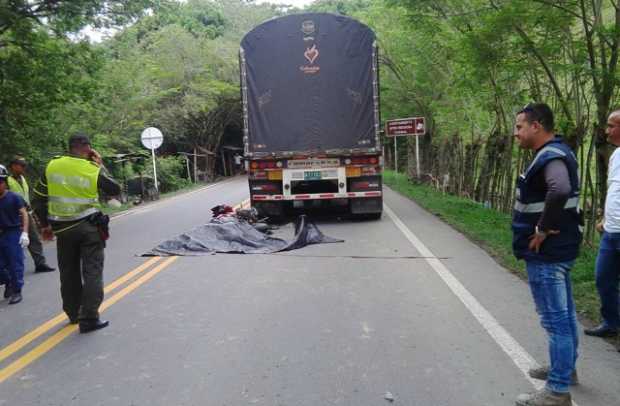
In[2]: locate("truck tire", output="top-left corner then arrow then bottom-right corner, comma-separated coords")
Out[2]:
254,201 -> 286,222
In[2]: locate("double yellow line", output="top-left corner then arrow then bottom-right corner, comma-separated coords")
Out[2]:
0,256 -> 177,383
0,198 -> 250,384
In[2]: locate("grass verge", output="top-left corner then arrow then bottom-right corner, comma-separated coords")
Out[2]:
384,170 -> 601,323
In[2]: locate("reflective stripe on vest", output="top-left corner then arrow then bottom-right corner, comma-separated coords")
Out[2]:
48,196 -> 99,204
523,145 -> 568,178
46,156 -> 101,222
7,175 -> 30,205
514,196 -> 579,214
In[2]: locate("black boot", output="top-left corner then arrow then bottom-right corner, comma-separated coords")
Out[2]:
79,319 -> 109,333
8,291 -> 22,304
584,324 -> 618,337
34,264 -> 56,273
3,284 -> 12,299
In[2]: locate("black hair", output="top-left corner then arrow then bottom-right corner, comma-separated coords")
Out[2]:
518,103 -> 554,132
68,133 -> 91,151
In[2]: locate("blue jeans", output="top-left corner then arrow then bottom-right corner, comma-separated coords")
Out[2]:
526,261 -> 578,393
0,228 -> 25,292
595,232 -> 620,328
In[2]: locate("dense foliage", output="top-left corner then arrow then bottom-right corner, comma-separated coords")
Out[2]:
2,0 -> 620,241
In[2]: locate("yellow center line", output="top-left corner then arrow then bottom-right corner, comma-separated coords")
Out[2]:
235,198 -> 251,210
104,257 -> 162,294
0,256 -> 162,364
99,256 -> 177,312
0,197 -> 247,381
0,256 -> 178,384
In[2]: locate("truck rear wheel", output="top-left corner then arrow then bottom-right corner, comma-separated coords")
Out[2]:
253,201 -> 286,222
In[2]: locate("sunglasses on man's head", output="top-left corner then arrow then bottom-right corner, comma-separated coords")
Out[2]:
518,103 -> 535,115
517,103 -> 544,125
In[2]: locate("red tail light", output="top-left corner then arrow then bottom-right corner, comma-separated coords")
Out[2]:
254,160 -> 283,169
350,156 -> 380,165
251,183 -> 279,192
352,181 -> 380,190
352,181 -> 370,189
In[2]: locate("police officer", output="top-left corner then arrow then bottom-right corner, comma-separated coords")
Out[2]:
33,133 -> 121,333
512,103 -> 582,406
8,156 -> 55,273
0,164 -> 30,304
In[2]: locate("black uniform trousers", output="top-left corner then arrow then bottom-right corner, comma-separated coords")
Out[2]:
55,220 -> 105,320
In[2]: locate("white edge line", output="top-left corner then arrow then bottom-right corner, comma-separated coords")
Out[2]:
385,204 -> 580,403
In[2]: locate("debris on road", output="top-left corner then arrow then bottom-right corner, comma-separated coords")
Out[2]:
384,391 -> 395,402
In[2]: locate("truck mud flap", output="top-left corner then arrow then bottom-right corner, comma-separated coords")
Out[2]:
350,196 -> 383,215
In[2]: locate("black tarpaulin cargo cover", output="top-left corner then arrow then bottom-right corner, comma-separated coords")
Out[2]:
143,215 -> 343,256
240,13 -> 379,157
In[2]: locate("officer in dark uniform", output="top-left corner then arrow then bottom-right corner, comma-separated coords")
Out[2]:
0,164 -> 30,304
8,156 -> 55,273
32,133 -> 121,333
512,104 -> 582,406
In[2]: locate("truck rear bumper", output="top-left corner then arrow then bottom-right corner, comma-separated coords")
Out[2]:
251,191 -> 382,201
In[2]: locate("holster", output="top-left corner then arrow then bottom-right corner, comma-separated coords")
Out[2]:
88,212 -> 110,241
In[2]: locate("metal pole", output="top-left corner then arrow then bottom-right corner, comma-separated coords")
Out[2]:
407,137 -> 411,177
185,156 -> 191,182
394,136 -> 398,172
193,148 -> 198,183
415,135 -> 420,178
221,152 -> 227,177
151,147 -> 159,193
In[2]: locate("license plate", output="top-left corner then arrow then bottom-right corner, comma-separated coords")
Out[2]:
304,171 -> 322,180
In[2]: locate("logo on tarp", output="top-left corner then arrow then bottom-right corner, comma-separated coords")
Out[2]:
301,20 -> 315,35
304,44 -> 319,64
300,44 -> 321,74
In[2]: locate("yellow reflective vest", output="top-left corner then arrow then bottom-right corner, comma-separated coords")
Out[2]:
7,175 -> 30,205
46,156 -> 101,221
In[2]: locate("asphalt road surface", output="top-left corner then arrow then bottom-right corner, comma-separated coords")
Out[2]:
0,177 -> 618,406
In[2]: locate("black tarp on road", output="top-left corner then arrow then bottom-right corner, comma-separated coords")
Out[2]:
241,13 -> 378,156
143,215 -> 343,256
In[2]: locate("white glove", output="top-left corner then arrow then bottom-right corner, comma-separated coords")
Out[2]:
19,232 -> 30,249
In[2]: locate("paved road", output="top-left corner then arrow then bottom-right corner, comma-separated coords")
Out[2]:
0,177 -> 618,405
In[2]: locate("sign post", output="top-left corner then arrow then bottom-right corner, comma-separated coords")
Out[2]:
394,137 -> 398,172
141,127 -> 164,193
414,118 -> 425,177
385,117 -> 426,177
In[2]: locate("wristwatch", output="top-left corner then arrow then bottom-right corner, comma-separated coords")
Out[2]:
535,225 -> 547,237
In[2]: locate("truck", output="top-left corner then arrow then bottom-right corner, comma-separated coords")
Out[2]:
240,13 -> 383,219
